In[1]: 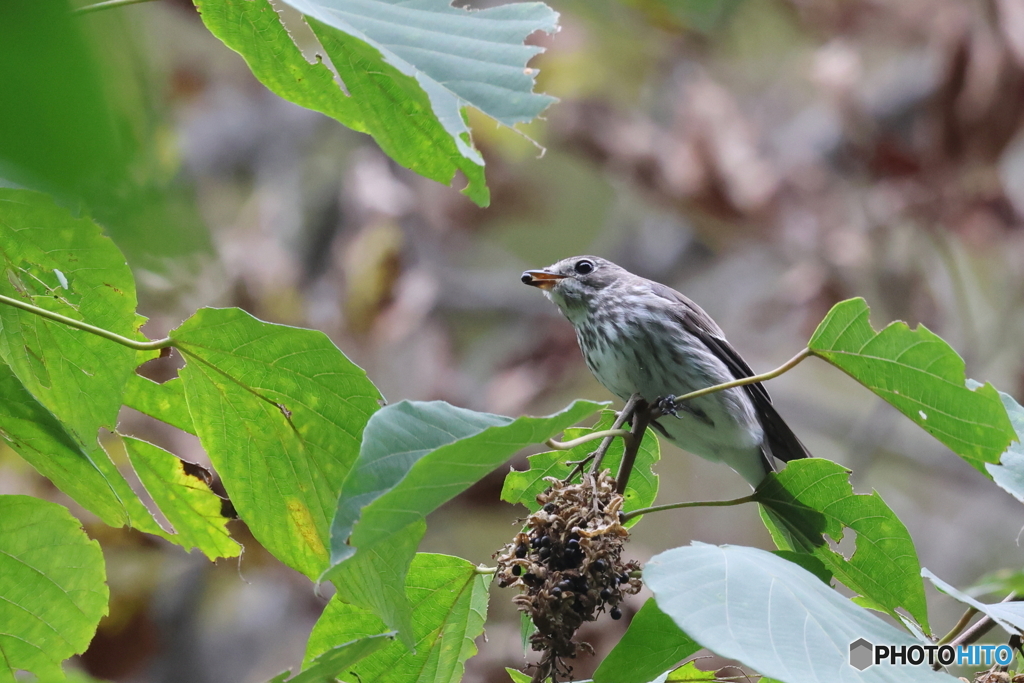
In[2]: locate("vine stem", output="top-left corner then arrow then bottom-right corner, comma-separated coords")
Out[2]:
73,0 -> 158,14
0,293 -> 173,351
621,494 -> 757,522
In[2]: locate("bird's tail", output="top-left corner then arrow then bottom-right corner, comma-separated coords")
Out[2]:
757,398 -> 811,464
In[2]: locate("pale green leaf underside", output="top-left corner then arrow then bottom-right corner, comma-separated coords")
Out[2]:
0,495 -> 108,682
808,298 -> 1016,473
280,0 -> 558,141
986,390 -> 1024,503
922,568 -> 1024,637
193,0 -> 491,205
645,543 -> 955,683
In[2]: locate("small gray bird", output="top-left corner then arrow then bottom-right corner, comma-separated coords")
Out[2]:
522,255 -> 809,486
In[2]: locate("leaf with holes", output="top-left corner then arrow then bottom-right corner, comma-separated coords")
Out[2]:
754,458 -> 929,633
808,298 -> 1016,473
171,306 -> 382,580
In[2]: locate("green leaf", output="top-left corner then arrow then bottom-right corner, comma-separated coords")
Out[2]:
122,436 -> 239,560
645,543 -> 956,683
122,374 -> 196,435
0,189 -> 140,444
192,0 -> 493,206
594,598 -> 700,683
985,390 -> 1024,503
506,668 -> 532,683
171,306 -> 382,579
772,550 -> 832,585
664,662 -> 715,682
324,399 -> 602,638
267,634 -> 393,683
0,361 -> 136,528
305,554 -> 489,683
922,569 -> 1024,636
754,458 -> 930,633
501,409 -> 659,526
808,298 -> 1016,473
0,495 -> 108,682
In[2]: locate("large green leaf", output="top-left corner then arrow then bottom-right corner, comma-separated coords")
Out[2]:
192,0 -> 507,206
594,598 -> 700,683
645,543 -> 956,683
754,458 -> 929,633
808,298 -> 1016,473
122,436 -> 239,560
501,408 -> 659,526
171,307 -> 382,579
0,495 -> 108,682
305,554 -> 489,683
267,634 -> 393,683
323,399 -> 601,638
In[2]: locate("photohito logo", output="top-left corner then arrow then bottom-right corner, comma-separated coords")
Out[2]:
848,639 -> 1016,670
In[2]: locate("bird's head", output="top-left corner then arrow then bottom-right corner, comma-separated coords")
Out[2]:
521,256 -> 623,323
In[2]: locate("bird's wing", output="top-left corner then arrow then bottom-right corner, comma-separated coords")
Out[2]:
650,281 -> 810,463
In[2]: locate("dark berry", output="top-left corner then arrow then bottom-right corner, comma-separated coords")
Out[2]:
512,565 -> 522,576
515,545 -> 527,558
610,607 -> 622,620
551,586 -> 562,597
573,576 -> 588,592
558,580 -> 573,592
567,538 -> 580,550
539,535 -> 551,547
600,588 -> 612,601
593,559 -> 607,572
569,531 -> 580,541
523,572 -> 537,584
531,536 -> 542,548
539,547 -> 550,559
619,573 -> 630,584
544,503 -> 556,513
573,601 -> 585,613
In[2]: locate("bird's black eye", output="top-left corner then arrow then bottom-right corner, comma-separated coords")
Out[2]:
574,259 -> 595,275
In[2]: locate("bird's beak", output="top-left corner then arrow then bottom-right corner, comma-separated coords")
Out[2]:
521,270 -> 567,290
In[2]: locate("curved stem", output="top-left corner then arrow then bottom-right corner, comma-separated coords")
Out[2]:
671,348 -> 811,404
936,605 -> 979,646
545,428 -> 631,451
621,494 -> 757,522
73,0 -> 158,14
0,293 -> 173,351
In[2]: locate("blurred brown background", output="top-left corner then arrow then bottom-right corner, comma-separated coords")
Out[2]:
3,0 -> 1024,680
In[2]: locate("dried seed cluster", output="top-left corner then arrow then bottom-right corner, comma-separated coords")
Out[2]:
495,472 -> 641,682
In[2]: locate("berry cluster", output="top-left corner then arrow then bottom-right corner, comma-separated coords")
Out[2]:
495,472 -> 641,682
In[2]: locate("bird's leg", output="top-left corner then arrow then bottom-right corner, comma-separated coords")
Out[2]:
615,400 -> 654,495
653,394 -> 680,418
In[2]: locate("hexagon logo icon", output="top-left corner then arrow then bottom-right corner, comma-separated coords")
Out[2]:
849,638 -> 874,670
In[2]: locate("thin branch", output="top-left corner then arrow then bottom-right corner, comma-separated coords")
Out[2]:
474,565 -> 497,575
621,494 -> 757,522
615,399 -> 653,494
0,293 -> 172,351
669,348 -> 812,405
936,605 -> 979,645
591,393 -> 641,474
933,591 -> 1021,669
545,428 -> 631,451
73,0 -> 158,14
